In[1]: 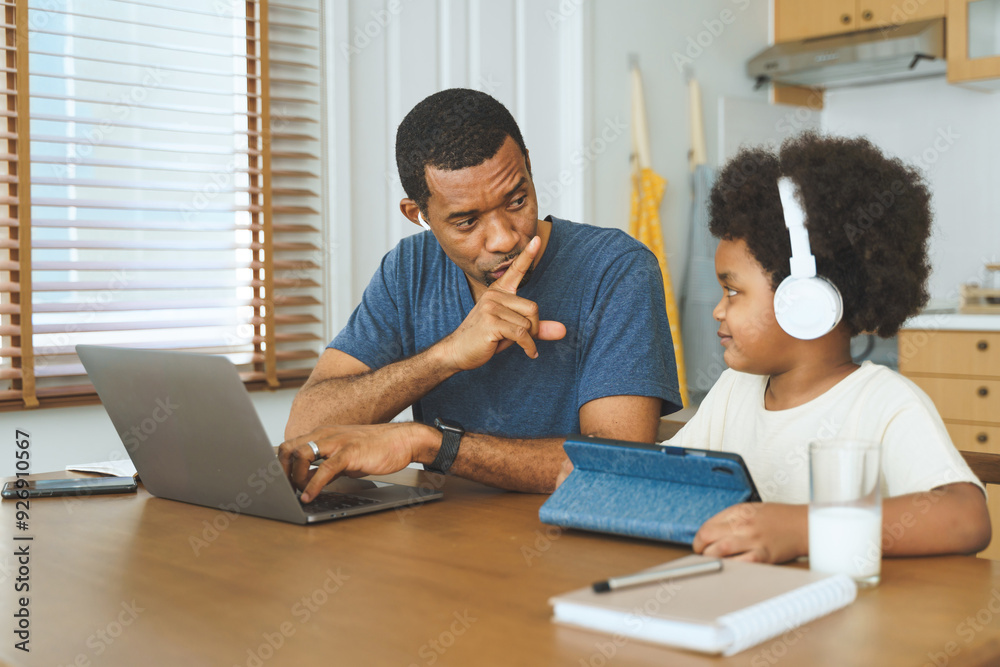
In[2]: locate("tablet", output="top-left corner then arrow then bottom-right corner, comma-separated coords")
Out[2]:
539,436 -> 760,546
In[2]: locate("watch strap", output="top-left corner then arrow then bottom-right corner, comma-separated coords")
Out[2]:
428,418 -> 463,474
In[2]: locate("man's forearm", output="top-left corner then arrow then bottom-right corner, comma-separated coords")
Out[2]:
286,345 -> 457,439
451,434 -> 569,493
407,423 -> 568,493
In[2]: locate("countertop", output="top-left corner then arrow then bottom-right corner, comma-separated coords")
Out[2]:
902,311 -> 1000,331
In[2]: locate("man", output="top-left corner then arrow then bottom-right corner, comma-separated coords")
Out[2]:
280,88 -> 679,499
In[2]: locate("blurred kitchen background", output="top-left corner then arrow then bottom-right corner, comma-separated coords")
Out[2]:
9,0 -> 1000,471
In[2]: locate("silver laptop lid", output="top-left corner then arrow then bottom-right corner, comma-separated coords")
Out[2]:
77,345 -> 319,522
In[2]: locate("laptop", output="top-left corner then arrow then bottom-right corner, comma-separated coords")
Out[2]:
76,345 -> 443,524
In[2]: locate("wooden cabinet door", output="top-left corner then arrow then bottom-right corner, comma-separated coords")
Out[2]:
945,423 -> 1000,455
907,377 -> 1000,423
947,0 -> 1000,87
775,0 -> 857,42
775,0 -> 946,42
898,331 -> 1000,378
860,0 -> 946,30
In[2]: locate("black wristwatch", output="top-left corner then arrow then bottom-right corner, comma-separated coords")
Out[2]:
427,417 -> 464,474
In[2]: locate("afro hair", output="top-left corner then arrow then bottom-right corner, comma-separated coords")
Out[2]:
708,131 -> 932,338
395,88 -> 528,214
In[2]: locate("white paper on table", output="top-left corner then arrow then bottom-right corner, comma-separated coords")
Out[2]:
65,459 -> 137,478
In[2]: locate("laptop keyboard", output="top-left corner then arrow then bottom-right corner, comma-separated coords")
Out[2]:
302,492 -> 379,513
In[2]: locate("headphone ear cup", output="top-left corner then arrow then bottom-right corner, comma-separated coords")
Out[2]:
774,276 -> 844,340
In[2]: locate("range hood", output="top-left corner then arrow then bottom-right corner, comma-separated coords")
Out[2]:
747,19 -> 946,89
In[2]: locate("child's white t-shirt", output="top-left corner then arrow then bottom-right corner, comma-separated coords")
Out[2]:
662,361 -> 985,503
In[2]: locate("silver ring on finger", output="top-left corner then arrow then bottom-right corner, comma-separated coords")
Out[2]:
307,440 -> 321,460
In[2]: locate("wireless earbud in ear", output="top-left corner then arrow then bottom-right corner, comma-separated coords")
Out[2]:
773,176 -> 844,340
418,215 -> 431,231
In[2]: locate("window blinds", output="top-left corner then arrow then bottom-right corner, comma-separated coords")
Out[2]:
0,0 -> 323,410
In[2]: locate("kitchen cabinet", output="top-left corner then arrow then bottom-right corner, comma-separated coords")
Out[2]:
898,328 -> 1000,559
775,0 -> 946,43
947,0 -> 1000,89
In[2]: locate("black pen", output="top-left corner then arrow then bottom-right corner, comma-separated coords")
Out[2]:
592,558 -> 723,593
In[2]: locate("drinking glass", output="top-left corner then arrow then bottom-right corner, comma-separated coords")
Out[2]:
808,439 -> 882,588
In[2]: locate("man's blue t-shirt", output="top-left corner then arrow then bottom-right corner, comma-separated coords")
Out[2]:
330,216 -> 680,438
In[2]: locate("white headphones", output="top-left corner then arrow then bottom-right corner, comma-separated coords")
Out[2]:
418,215 -> 431,231
774,176 -> 843,340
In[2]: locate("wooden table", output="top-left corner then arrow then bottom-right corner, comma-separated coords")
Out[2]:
2,469 -> 999,667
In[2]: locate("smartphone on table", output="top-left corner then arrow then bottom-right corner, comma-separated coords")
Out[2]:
1,476 -> 138,499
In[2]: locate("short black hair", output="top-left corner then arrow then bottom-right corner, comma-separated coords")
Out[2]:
709,131 -> 931,338
395,88 -> 528,214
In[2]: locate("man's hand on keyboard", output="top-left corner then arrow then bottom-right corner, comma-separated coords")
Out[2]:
278,422 -> 439,503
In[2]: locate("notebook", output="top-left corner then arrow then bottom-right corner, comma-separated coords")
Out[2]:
540,436 -> 760,545
76,345 -> 442,524
550,555 -> 857,656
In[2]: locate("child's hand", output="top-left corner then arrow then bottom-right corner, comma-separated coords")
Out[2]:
692,503 -> 808,563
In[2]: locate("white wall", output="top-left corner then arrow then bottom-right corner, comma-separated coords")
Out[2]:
587,0 -> 771,285
718,96 -> 821,163
822,78 -> 1000,303
329,0 -> 588,322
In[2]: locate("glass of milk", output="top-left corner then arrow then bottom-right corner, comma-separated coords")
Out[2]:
808,439 -> 882,588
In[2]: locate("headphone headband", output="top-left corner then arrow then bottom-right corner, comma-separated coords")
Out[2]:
773,176 -> 844,340
777,177 -> 817,280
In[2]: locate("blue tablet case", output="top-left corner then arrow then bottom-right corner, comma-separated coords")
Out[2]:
539,437 -> 760,546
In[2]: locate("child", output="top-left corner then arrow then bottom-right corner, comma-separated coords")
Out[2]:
665,132 -> 990,563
